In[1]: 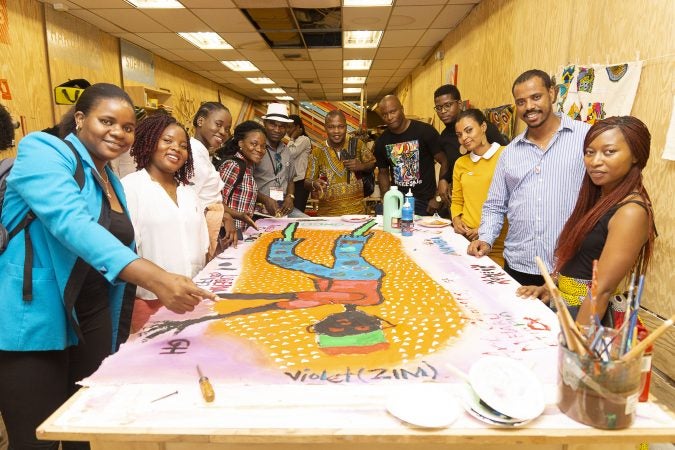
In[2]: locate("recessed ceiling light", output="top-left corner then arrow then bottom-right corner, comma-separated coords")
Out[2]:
221,60 -> 259,71
276,96 -> 294,101
344,60 -> 372,70
343,0 -> 392,6
343,76 -> 366,84
246,77 -> 275,85
343,87 -> 362,94
264,88 -> 286,94
125,0 -> 184,8
344,31 -> 383,49
179,32 -> 232,50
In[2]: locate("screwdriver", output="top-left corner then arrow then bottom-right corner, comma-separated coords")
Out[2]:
196,365 -> 215,403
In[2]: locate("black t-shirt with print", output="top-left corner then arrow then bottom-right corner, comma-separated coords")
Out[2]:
374,120 -> 442,203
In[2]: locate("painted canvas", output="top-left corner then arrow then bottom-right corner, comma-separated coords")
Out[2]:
484,104 -> 516,140
84,219 -> 559,386
555,62 -> 642,124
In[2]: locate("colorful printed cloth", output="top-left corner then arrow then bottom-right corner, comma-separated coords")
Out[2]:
220,152 -> 257,230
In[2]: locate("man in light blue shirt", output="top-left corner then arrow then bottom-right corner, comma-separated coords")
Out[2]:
468,69 -> 591,285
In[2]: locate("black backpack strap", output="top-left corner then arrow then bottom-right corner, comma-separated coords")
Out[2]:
19,139 -> 85,301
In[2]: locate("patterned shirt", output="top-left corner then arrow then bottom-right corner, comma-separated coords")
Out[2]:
219,152 -> 257,230
306,140 -> 374,216
479,114 -> 590,274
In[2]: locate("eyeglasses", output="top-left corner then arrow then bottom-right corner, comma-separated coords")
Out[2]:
434,100 -> 461,112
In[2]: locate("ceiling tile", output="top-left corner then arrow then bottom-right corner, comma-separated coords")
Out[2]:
141,9 -> 209,32
388,5 -> 444,30
368,69 -> 392,76
263,70 -> 293,78
343,48 -> 377,60
66,10 -> 125,33
376,46 -> 412,59
367,76 -> 391,82
180,0 -> 236,6
220,32 -> 268,50
282,60 -> 315,71
289,0 -> 340,6
202,49 -> 245,59
169,49 -> 216,61
70,0 -> 131,7
416,28 -> 448,47
341,6 -> 391,31
90,9 -> 169,32
192,8 -> 257,33
318,77 -> 342,83
379,29 -> 425,48
309,48 -> 342,61
273,49 -> 310,61
430,4 -> 475,29
407,46 -> 433,59
192,60 -> 232,71
394,0 -> 449,4
371,59 -> 400,70
254,59 -> 288,70
113,33 -> 160,49
136,32 -> 196,49
150,48 -> 183,62
313,59 -> 342,70
398,57 -> 423,69
321,83 -> 342,89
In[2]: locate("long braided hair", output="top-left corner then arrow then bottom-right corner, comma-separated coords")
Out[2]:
555,116 -> 655,273
130,113 -> 194,185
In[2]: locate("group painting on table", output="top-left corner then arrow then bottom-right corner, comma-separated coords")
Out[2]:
84,219 -> 559,387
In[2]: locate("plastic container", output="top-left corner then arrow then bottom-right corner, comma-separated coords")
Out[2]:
557,341 -> 643,429
383,186 -> 404,233
405,189 -> 415,216
401,199 -> 413,236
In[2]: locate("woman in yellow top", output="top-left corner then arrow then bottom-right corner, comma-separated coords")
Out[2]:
451,109 -> 507,266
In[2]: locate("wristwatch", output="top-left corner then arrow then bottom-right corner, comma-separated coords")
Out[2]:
435,195 -> 442,202
287,194 -> 295,200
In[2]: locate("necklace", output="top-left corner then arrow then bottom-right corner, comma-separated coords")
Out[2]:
100,170 -> 112,199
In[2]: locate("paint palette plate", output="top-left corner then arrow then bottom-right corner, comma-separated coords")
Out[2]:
386,383 -> 461,428
458,384 -> 531,427
341,214 -> 371,223
417,217 -> 451,228
468,356 -> 545,421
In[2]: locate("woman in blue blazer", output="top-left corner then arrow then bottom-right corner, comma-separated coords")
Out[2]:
0,83 -> 215,450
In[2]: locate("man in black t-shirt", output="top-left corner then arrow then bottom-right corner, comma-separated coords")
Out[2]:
374,95 -> 449,216
433,84 -> 510,188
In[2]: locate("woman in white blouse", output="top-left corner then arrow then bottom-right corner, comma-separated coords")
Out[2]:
122,113 -> 209,331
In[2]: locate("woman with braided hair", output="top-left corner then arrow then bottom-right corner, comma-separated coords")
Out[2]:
122,113 -> 209,331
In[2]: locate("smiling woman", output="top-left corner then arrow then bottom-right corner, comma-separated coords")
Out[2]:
122,113 -> 210,333
0,83 -> 216,450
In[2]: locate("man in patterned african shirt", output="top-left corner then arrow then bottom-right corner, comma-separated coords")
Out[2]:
305,110 -> 375,216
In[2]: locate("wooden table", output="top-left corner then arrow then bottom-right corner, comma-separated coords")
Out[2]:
37,219 -> 675,449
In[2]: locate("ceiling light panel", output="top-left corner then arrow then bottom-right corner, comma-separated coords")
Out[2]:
125,0 -> 184,8
343,0 -> 392,6
264,87 -> 286,94
276,96 -> 294,101
246,77 -> 275,84
221,60 -> 260,71
343,76 -> 366,84
343,87 -> 362,94
343,30 -> 383,48
179,32 -> 233,49
343,59 -> 372,70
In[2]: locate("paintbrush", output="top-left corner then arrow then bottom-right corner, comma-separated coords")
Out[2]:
620,314 -> 675,362
534,257 -> 586,355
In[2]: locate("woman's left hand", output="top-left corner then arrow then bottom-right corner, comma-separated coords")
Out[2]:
220,213 -> 238,249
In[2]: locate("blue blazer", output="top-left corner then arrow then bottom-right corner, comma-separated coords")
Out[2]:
0,132 -> 139,351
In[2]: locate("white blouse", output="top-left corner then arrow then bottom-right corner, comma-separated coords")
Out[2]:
189,137 -> 224,209
122,169 -> 209,300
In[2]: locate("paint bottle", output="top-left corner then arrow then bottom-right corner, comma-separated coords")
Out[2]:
405,188 -> 415,217
401,199 -> 414,237
382,186 -> 403,233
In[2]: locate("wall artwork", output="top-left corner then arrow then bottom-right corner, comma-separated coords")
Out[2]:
484,104 -> 516,140
84,219 -> 559,387
555,62 -> 642,124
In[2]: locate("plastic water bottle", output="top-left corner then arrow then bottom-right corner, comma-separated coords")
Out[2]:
401,199 -> 414,236
405,189 -> 415,217
383,186 -> 404,233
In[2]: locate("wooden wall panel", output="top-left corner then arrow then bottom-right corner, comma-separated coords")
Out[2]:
395,0 -> 675,396
0,0 -> 52,157
152,57 -> 246,133
44,6 -> 122,125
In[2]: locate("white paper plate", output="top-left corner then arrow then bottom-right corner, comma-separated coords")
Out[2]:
468,356 -> 545,421
417,218 -> 451,228
458,383 -> 530,427
385,383 -> 461,428
341,214 -> 371,223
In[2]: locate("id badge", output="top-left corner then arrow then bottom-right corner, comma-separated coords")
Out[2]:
270,187 -> 285,202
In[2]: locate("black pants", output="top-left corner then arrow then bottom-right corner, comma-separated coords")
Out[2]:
293,179 -> 310,213
0,283 -> 112,450
504,261 -> 545,286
